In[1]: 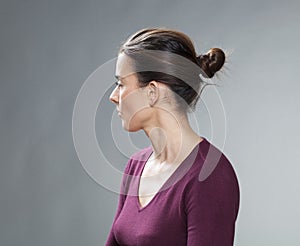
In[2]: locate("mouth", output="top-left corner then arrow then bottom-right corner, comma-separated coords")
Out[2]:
117,109 -> 122,116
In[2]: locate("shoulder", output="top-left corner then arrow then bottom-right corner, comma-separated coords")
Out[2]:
130,145 -> 152,163
183,139 -> 240,210
191,139 -> 239,187
124,145 -> 152,175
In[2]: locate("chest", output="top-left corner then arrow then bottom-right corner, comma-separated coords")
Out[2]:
137,162 -> 180,208
114,184 -> 187,246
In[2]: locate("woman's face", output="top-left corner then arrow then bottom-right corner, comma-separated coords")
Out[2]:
109,53 -> 151,132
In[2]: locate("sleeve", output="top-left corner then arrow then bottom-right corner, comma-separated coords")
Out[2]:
184,160 -> 240,246
104,158 -> 133,246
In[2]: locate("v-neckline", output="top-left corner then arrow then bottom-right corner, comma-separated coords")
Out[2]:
136,137 -> 207,211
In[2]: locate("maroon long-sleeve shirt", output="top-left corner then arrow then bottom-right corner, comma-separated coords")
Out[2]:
105,137 -> 240,246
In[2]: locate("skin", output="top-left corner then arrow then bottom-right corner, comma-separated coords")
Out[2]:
109,53 -> 204,207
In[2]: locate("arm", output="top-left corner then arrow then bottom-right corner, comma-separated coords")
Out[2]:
185,160 -> 240,245
104,159 -> 132,246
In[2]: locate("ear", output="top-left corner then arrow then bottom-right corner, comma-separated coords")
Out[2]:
147,81 -> 159,107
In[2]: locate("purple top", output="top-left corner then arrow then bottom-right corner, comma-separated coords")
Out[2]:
105,137 -> 240,246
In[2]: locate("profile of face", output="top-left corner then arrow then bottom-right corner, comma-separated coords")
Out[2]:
109,53 -> 152,132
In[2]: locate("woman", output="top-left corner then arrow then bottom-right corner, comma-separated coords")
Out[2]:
105,27 -> 240,246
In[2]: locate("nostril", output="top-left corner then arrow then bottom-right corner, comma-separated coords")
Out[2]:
109,98 -> 115,103
109,95 -> 118,104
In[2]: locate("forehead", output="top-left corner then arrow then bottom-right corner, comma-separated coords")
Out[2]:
115,53 -> 135,79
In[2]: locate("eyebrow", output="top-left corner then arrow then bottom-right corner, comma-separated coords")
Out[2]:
115,75 -> 124,80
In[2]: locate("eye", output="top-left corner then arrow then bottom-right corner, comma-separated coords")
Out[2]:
114,81 -> 123,88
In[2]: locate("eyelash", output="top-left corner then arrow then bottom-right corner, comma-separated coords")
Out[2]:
115,81 -> 123,88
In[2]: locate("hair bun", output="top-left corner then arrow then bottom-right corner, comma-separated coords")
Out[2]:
197,48 -> 225,78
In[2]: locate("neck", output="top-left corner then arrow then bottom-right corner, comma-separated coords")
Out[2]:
143,110 -> 201,165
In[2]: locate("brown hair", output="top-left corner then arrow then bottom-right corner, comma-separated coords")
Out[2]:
118,27 -> 225,112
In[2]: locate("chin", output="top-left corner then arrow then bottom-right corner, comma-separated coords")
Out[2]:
122,125 -> 141,132
121,119 -> 141,132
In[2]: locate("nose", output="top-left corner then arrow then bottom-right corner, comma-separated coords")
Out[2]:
109,86 -> 119,104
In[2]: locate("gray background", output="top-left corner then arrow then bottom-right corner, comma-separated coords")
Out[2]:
1,0 -> 300,245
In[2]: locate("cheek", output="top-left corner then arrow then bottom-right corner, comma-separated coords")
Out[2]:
120,90 -> 148,118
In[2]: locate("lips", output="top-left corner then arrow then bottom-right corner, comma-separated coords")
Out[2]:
117,109 -> 122,116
